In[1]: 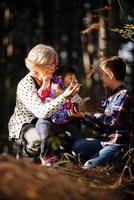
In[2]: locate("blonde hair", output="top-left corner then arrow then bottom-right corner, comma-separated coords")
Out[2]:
100,56 -> 126,81
25,44 -> 58,71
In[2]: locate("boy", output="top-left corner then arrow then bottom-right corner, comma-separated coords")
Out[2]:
71,56 -> 134,168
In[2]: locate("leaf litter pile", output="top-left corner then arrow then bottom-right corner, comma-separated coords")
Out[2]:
0,155 -> 133,200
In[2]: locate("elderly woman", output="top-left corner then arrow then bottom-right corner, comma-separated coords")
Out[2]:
8,44 -> 80,163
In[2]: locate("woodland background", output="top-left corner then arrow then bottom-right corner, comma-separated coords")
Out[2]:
0,0 -> 134,153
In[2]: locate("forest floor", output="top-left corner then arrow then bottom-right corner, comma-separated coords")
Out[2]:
0,154 -> 134,200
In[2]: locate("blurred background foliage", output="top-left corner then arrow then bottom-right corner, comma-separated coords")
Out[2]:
0,0 -> 134,152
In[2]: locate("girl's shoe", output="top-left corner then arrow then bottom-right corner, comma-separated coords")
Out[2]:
40,155 -> 59,166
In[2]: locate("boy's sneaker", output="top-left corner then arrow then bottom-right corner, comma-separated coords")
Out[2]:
40,155 -> 59,167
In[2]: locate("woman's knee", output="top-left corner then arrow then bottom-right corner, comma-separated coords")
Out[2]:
23,127 -> 41,147
20,128 -> 41,157
36,119 -> 50,128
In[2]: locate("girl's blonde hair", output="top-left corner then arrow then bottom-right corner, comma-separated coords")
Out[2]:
25,44 -> 58,71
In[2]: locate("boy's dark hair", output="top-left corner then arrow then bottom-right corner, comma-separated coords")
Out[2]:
55,65 -> 77,78
101,56 -> 126,81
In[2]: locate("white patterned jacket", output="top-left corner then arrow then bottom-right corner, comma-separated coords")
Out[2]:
8,73 -> 83,140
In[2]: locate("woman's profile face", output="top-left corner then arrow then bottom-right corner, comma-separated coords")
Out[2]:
34,61 -> 56,79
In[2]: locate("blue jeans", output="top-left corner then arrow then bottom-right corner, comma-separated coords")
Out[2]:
72,138 -> 122,167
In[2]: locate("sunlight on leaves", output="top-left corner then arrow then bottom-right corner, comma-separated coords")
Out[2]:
110,24 -> 134,39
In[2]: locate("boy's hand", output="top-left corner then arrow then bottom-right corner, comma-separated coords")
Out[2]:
83,96 -> 90,103
68,103 -> 85,118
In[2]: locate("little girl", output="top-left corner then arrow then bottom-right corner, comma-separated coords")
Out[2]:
36,66 -> 86,166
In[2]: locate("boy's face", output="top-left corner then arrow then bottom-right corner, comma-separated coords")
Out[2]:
99,66 -> 114,89
63,73 -> 76,87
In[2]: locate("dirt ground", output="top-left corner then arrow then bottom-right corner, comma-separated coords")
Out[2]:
0,154 -> 133,200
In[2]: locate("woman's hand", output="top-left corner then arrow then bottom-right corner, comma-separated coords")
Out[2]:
63,82 -> 80,99
40,76 -> 51,89
53,84 -> 63,97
